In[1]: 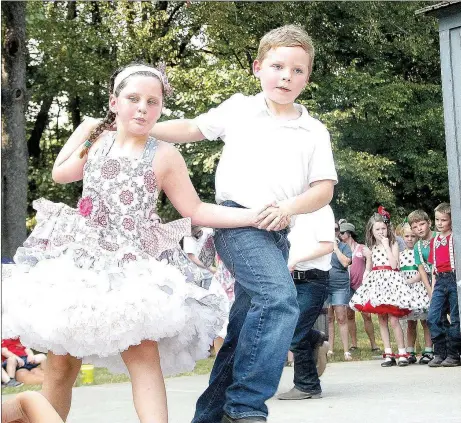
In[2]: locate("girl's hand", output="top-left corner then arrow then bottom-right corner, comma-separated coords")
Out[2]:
381,237 -> 390,249
256,203 -> 291,231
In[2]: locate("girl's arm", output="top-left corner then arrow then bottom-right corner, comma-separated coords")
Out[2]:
288,241 -> 334,272
363,246 -> 372,279
417,264 -> 432,297
150,119 -> 205,143
388,242 -> 399,269
157,143 -> 262,228
52,118 -> 101,184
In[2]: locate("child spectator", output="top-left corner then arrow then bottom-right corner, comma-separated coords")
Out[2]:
427,203 -> 461,367
408,210 -> 437,364
398,222 -> 431,364
350,208 -> 418,367
1,338 -> 47,386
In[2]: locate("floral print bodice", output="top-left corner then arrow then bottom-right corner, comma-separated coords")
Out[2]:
80,134 -> 160,234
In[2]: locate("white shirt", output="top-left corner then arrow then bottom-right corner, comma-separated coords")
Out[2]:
288,206 -> 335,271
194,93 -> 338,208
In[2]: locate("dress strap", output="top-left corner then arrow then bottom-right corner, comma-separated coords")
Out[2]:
141,137 -> 159,163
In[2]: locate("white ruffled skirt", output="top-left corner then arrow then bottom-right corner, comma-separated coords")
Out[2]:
2,256 -> 226,376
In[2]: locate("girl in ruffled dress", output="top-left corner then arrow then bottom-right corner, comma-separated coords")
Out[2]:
350,208 -> 416,367
398,222 -> 431,363
2,64 -> 267,423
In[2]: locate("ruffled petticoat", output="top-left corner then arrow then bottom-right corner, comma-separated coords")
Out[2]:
400,270 -> 430,321
2,199 -> 227,376
349,268 -> 415,318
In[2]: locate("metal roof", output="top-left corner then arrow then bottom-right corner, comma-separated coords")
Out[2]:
415,0 -> 461,15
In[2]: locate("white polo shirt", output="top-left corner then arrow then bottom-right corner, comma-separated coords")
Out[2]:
194,93 -> 338,208
288,206 -> 335,272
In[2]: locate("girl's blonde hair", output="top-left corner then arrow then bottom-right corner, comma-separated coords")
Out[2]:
256,25 -> 315,78
79,63 -> 167,158
365,213 -> 396,248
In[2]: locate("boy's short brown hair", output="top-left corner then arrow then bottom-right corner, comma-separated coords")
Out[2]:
256,25 -> 315,78
408,210 -> 430,226
435,202 -> 451,216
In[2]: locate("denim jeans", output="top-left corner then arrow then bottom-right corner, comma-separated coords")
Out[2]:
427,272 -> 461,358
290,272 -> 329,393
192,201 -> 299,422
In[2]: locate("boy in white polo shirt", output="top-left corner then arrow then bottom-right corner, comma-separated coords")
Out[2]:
277,206 -> 334,400
152,25 -> 337,423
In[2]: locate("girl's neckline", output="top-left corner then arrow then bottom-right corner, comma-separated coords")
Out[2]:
104,133 -> 154,161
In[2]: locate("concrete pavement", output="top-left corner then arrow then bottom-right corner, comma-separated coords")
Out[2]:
3,360 -> 460,422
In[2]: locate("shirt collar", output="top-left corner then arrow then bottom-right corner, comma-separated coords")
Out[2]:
254,92 -> 313,130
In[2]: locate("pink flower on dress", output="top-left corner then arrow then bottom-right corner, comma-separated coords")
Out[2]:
120,190 -> 134,205
78,197 -> 93,217
123,217 -> 135,231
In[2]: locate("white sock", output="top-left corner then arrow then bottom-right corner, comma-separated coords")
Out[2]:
384,348 -> 393,360
398,348 -> 407,356
406,347 -> 415,353
424,347 -> 433,353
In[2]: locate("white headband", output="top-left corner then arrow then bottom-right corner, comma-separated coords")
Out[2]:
113,65 -> 165,93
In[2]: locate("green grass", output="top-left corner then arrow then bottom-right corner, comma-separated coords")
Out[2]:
2,313 -> 428,395
327,313 -> 428,362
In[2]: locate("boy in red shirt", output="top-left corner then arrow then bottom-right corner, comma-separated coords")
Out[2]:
1,338 -> 47,385
427,203 -> 461,367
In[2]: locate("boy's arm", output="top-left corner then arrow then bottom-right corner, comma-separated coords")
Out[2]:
150,119 -> 205,144
288,241 -> 333,272
1,347 -> 14,359
418,264 -> 432,298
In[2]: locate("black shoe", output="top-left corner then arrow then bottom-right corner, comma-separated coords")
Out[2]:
419,352 -> 433,364
407,353 -> 417,364
441,356 -> 461,367
277,386 -> 322,400
3,378 -> 23,388
428,355 -> 445,367
381,353 -> 396,367
221,415 -> 266,423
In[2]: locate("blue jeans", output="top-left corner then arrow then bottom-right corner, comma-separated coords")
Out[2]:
427,272 -> 461,358
291,272 -> 329,393
192,201 -> 299,422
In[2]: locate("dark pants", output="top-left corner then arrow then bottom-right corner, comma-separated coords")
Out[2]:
427,272 -> 461,358
290,269 -> 329,393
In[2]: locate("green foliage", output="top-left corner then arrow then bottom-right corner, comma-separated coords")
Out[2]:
24,1 -> 447,235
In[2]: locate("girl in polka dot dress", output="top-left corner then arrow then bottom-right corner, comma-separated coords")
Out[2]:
398,223 -> 431,363
350,208 -> 416,367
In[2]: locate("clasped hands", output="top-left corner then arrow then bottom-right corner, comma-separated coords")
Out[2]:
253,201 -> 292,232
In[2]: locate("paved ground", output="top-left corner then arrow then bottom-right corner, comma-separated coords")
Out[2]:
3,360 -> 461,422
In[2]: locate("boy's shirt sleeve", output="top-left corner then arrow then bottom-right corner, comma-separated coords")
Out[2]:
414,243 -> 422,265
193,93 -> 244,141
307,123 -> 338,186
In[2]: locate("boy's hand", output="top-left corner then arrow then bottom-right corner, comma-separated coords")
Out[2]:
16,356 -> 25,368
256,202 -> 291,231
27,353 -> 35,364
287,258 -> 299,273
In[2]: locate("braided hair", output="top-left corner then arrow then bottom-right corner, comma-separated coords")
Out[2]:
79,62 -> 168,159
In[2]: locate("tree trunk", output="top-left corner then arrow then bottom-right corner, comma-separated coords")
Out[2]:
69,95 -> 81,131
1,1 -> 28,258
27,95 -> 53,159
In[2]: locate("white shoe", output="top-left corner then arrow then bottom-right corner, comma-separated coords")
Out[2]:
344,351 -> 353,361
327,349 -> 334,358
